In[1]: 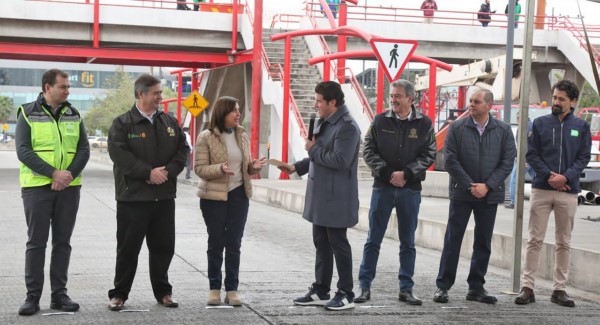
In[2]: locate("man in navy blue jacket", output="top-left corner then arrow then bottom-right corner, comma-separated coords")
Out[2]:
515,80 -> 591,307
434,89 -> 515,304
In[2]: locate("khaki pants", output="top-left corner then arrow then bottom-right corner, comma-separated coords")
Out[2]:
522,188 -> 577,291
423,17 -> 433,24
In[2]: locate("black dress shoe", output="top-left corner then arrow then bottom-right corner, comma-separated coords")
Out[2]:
50,294 -> 80,312
354,288 -> 370,303
399,291 -> 422,305
18,295 -> 40,316
514,287 -> 535,305
551,290 -> 575,307
466,289 -> 497,304
433,288 -> 449,303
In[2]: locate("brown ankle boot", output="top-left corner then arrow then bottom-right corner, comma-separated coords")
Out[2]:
514,287 -> 535,305
225,291 -> 242,306
207,290 -> 221,305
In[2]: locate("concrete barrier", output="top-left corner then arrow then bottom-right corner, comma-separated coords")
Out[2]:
251,171 -> 600,293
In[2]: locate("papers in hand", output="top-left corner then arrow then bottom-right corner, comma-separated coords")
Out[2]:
266,159 -> 293,170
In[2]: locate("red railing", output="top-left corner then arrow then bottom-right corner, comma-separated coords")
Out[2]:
340,67 -> 374,121
305,3 -> 374,122
245,1 -> 308,138
556,16 -> 600,68
270,13 -> 303,29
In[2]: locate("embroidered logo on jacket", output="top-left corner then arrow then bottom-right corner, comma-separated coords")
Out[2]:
408,128 -> 418,139
167,127 -> 175,137
128,132 -> 146,139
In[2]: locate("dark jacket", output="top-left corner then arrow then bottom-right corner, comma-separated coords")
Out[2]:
478,3 -> 492,22
363,107 -> 436,190
108,105 -> 189,202
444,114 -> 516,204
294,105 -> 361,228
526,110 -> 591,193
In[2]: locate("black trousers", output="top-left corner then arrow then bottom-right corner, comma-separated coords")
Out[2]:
22,185 -> 80,298
200,186 -> 249,291
108,199 -> 175,302
312,225 -> 354,295
436,199 -> 498,291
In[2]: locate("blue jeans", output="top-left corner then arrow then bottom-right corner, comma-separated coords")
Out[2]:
509,162 -> 535,205
436,199 -> 498,291
200,186 -> 249,291
359,185 -> 421,292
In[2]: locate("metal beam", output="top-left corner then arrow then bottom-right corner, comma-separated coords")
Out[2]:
0,42 -> 253,68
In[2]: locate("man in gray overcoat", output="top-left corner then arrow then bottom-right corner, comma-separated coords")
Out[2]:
279,81 -> 361,311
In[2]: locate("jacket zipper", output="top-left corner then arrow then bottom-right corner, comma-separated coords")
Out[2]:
559,121 -> 563,173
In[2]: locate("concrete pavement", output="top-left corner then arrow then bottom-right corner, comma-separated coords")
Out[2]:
1,148 -> 599,324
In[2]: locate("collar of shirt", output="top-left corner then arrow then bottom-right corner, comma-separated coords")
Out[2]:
136,103 -> 157,124
471,116 -> 489,135
395,110 -> 412,121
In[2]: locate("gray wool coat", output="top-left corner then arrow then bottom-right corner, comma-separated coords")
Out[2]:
294,105 -> 361,228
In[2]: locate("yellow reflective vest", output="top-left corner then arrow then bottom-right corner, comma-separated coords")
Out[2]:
18,102 -> 82,187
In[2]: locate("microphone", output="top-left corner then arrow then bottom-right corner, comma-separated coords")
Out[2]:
308,113 -> 316,141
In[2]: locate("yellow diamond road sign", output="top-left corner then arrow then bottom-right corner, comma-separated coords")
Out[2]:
182,90 -> 209,117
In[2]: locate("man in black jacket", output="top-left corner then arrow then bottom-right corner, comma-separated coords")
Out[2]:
106,74 -> 189,311
433,89 -> 515,304
515,80 -> 591,307
355,79 -> 436,305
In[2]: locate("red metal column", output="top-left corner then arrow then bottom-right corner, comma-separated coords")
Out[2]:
163,102 -> 169,114
280,36 -> 291,180
428,63 -> 437,122
250,0 -> 263,173
177,72 -> 183,124
232,0 -> 238,53
93,0 -> 99,48
337,2 -> 348,83
377,63 -> 384,114
324,60 -> 331,81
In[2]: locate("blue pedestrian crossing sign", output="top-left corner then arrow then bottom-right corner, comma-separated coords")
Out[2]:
370,38 -> 418,82
183,90 -> 209,117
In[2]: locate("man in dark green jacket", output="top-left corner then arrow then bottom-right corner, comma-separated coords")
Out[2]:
106,74 -> 189,311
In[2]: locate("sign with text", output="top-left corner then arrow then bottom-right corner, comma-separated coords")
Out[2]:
370,38 -> 418,82
182,90 -> 209,117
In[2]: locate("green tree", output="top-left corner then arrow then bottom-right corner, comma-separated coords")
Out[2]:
84,68 -> 135,135
0,95 -> 15,123
579,82 -> 600,108
85,68 -> 179,135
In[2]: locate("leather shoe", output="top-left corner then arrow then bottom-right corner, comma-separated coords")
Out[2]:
399,291 -> 422,305
108,297 -> 124,311
433,288 -> 449,303
551,290 -> 575,307
514,287 -> 535,305
18,295 -> 40,316
354,288 -> 370,303
160,294 -> 179,308
50,294 -> 80,312
466,288 -> 497,304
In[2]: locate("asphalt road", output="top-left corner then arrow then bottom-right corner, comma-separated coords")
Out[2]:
1,150 -> 599,324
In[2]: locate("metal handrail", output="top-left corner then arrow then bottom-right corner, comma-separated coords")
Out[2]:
245,1 -> 308,138
305,2 -> 374,122
340,67 -> 374,120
